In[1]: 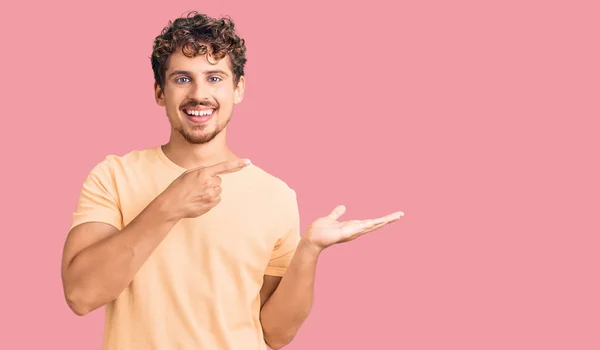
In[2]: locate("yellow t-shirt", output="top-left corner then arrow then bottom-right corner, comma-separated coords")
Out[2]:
70,146 -> 301,350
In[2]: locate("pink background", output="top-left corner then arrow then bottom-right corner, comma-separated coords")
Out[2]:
1,0 -> 599,349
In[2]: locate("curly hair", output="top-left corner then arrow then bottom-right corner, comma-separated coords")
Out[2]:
150,11 -> 247,89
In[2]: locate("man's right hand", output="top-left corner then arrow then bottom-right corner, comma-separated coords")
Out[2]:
61,157 -> 251,316
158,158 -> 252,220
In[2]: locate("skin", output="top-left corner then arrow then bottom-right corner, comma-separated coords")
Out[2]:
155,47 -> 246,168
61,45 -> 404,349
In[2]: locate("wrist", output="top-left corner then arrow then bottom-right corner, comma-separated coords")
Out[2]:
298,237 -> 325,258
150,193 -> 181,224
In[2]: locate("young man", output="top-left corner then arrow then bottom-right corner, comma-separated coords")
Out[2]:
61,11 -> 403,350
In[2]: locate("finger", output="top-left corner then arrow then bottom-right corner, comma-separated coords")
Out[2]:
339,211 -> 404,229
345,221 -> 388,240
359,221 -> 391,235
204,158 -> 252,175
207,176 -> 222,187
326,205 -> 346,220
211,195 -> 222,205
342,214 -> 400,235
199,185 -> 221,200
371,211 -> 404,225
340,220 -> 371,235
212,185 -> 222,197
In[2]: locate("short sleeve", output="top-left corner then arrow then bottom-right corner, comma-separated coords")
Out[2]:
70,157 -> 123,231
264,188 -> 302,277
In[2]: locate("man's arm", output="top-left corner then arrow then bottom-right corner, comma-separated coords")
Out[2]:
259,238 -> 321,349
62,158 -> 251,316
259,205 -> 404,349
61,196 -> 177,316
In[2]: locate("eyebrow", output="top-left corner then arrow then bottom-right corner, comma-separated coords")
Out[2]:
168,69 -> 230,78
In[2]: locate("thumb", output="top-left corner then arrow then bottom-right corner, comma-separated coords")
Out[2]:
326,205 -> 346,220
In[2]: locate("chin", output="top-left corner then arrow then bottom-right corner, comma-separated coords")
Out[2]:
178,127 -> 220,145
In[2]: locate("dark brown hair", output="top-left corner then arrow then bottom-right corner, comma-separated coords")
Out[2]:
151,11 -> 247,89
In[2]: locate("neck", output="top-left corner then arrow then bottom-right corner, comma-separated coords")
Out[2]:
162,128 -> 238,169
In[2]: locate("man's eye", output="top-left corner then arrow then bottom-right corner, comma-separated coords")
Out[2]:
176,77 -> 190,83
208,77 -> 222,83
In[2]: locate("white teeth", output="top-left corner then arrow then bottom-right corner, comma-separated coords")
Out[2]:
185,109 -> 213,116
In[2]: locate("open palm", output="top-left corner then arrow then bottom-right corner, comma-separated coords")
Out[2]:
305,205 -> 404,250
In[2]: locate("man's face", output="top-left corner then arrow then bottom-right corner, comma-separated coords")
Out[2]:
155,47 -> 245,144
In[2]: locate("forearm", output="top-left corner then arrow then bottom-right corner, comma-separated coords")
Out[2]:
64,197 -> 178,315
260,238 -> 323,349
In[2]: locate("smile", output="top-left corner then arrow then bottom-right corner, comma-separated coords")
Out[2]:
182,107 -> 216,124
183,108 -> 214,116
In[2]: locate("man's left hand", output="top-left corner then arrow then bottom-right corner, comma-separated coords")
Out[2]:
303,205 -> 404,251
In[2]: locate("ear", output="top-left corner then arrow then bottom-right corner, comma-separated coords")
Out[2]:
233,75 -> 245,104
154,82 -> 165,107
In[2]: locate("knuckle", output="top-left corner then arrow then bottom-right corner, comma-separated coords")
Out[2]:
200,175 -> 212,185
198,168 -> 210,177
213,178 -> 222,188
200,186 -> 221,200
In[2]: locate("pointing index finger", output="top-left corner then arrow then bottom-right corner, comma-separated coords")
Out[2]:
205,158 -> 252,175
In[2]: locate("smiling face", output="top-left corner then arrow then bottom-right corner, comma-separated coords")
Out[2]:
154,47 -> 245,144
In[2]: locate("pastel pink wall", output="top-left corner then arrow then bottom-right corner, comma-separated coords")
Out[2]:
1,0 -> 598,349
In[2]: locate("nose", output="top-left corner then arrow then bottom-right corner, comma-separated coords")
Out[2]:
189,80 -> 211,101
